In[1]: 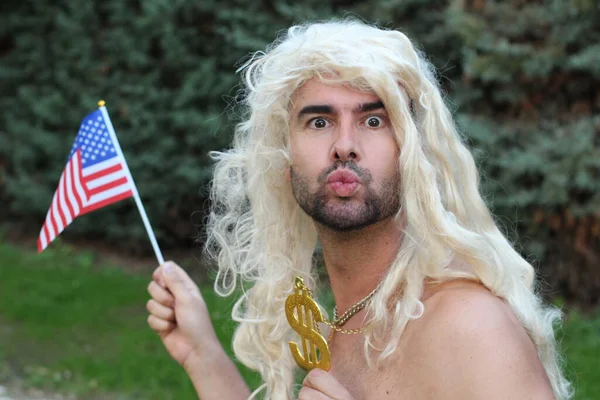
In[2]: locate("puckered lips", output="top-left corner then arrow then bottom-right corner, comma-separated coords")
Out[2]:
327,170 -> 360,197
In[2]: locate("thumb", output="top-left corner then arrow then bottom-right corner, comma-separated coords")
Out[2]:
161,261 -> 200,299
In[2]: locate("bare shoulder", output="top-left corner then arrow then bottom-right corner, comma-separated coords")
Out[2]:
420,279 -> 522,335
402,279 -> 555,399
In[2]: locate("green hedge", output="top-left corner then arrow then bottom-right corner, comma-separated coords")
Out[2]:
1,1 -> 598,304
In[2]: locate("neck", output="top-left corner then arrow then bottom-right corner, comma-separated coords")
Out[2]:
316,217 -> 403,321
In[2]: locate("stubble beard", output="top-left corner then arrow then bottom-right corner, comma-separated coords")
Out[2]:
290,161 -> 401,232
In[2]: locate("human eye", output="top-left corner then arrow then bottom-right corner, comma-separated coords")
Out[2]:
308,117 -> 330,129
364,115 -> 386,128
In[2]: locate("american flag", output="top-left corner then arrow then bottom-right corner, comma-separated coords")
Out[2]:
38,109 -> 134,252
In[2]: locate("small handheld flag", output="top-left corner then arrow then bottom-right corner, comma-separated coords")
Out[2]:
38,101 -> 164,264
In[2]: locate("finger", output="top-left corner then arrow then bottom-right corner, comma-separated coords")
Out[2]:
298,386 -> 331,400
161,261 -> 201,299
303,369 -> 352,399
152,266 -> 167,288
147,314 -> 175,333
146,299 -> 176,321
147,281 -> 175,307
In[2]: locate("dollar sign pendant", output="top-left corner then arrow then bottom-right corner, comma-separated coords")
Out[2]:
285,277 -> 331,371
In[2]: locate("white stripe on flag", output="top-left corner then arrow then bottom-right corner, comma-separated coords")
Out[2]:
86,169 -> 127,189
57,172 -> 73,225
38,219 -> 48,251
50,190 -> 64,234
82,157 -> 125,176
72,154 -> 87,206
87,183 -> 132,205
44,210 -> 55,244
65,158 -> 80,215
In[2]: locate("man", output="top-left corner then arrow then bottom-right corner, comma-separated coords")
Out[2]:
146,20 -> 571,399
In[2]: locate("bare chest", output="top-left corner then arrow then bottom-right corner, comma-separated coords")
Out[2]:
327,334 -> 438,400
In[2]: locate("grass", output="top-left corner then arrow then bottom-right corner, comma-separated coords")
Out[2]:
560,311 -> 600,400
0,239 -> 598,399
0,239 -> 260,399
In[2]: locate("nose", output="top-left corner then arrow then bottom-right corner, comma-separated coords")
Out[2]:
330,121 -> 360,162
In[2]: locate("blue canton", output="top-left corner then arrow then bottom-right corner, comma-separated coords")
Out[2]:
68,110 -> 117,168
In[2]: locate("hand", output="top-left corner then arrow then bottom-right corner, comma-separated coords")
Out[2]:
146,261 -> 219,370
298,369 -> 356,400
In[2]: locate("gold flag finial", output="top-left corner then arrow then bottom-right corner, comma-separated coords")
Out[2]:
98,100 -> 106,107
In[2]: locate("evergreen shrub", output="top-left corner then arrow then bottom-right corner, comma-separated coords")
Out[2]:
1,0 -> 598,304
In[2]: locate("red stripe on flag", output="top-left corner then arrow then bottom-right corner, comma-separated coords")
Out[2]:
49,197 -> 60,238
43,223 -> 51,248
71,151 -> 87,208
39,154 -> 81,251
87,177 -> 129,196
42,214 -> 53,249
56,191 -> 67,227
67,155 -> 82,213
61,172 -> 75,222
80,190 -> 133,216
83,164 -> 123,181
55,175 -> 69,227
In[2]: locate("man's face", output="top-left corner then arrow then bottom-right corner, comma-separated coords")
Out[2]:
288,78 -> 401,231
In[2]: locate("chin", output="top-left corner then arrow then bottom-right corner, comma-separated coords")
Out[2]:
315,208 -> 379,232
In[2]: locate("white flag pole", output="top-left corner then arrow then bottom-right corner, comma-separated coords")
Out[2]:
97,100 -> 165,265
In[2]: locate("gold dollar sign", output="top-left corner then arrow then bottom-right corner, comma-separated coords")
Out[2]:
285,277 -> 331,371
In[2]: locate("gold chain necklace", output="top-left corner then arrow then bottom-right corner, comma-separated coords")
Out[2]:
332,280 -> 382,330
304,281 -> 382,335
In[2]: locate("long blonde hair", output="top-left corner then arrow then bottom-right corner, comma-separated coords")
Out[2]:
205,19 -> 572,399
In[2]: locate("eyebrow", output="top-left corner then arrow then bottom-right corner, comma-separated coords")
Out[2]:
297,101 -> 385,119
297,105 -> 334,119
358,101 -> 385,113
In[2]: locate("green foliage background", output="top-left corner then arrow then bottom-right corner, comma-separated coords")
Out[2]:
1,1 -> 599,304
